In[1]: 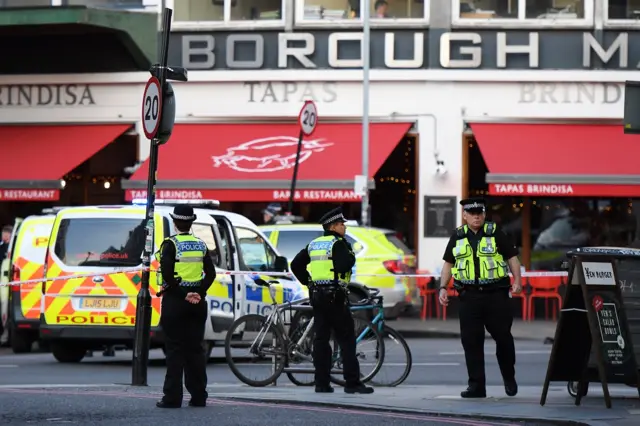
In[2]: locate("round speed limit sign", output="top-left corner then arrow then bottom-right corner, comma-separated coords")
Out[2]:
142,76 -> 162,139
298,100 -> 318,136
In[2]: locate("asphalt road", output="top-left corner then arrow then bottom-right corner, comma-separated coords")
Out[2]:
0,338 -> 552,388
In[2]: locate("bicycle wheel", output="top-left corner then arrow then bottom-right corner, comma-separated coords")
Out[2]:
370,325 -> 412,387
224,314 -> 287,387
330,317 -> 385,386
286,311 -> 316,386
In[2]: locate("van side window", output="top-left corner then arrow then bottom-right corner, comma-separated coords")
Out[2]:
236,227 -> 276,272
215,223 -> 234,269
191,223 -> 223,268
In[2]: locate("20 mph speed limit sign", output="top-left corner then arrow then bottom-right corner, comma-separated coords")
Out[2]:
298,100 -> 318,136
142,76 -> 162,139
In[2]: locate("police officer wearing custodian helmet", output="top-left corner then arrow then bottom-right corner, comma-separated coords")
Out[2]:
439,198 -> 523,399
156,205 -> 216,408
290,207 -> 374,394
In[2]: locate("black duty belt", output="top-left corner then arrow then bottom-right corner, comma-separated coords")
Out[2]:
459,285 -> 509,293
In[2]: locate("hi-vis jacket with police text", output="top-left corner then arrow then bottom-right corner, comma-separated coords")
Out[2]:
155,233 -> 216,297
451,222 -> 508,285
306,235 -> 354,286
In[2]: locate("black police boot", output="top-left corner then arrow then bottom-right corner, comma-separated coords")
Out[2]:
156,399 -> 181,408
344,383 -> 374,394
504,378 -> 518,397
461,386 -> 486,398
315,384 -> 334,393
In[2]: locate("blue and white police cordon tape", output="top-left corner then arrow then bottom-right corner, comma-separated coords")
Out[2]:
0,267 -> 569,288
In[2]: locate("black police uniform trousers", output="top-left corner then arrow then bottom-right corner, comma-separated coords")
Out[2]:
311,286 -> 361,387
161,293 -> 208,404
458,285 -> 516,390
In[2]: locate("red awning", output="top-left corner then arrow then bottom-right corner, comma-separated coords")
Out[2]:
471,123 -> 640,197
123,122 -> 411,202
0,124 -> 130,201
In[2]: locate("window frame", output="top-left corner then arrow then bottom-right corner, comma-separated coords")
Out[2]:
294,0 -> 430,28
235,226 -> 279,272
451,0 -> 594,28
603,0 -> 640,27
168,0 -> 286,29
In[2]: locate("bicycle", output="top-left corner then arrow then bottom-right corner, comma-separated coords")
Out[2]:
290,285 -> 412,387
224,278 -> 385,387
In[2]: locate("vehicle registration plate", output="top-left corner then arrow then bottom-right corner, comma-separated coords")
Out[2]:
80,298 -> 120,310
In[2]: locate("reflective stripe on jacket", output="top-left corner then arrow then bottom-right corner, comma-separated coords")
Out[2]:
450,222 -> 508,285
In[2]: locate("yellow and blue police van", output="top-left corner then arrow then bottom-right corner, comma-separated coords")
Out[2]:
1,210 -> 63,353
38,200 -> 307,363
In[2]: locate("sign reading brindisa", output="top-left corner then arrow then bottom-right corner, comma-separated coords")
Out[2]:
0,189 -> 59,201
490,184 -> 575,196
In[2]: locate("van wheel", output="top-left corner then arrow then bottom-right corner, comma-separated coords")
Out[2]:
51,343 -> 86,363
10,326 -> 32,354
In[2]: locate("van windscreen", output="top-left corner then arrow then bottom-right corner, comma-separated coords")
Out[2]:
54,218 -> 146,267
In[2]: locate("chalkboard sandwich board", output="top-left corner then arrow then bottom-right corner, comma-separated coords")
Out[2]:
540,247 -> 640,409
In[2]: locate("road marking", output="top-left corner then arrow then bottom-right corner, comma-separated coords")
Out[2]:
439,350 -> 550,356
0,384 -> 119,389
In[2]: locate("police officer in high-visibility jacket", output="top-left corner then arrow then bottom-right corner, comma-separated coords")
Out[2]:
438,198 -> 522,399
290,207 -> 374,395
155,205 -> 216,409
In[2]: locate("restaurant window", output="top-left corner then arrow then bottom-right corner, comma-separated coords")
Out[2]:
485,197 -> 637,271
296,0 -> 429,23
454,0 -> 592,23
605,0 -> 640,21
172,0 -> 284,26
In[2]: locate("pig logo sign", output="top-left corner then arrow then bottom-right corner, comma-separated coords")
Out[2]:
212,136 -> 333,173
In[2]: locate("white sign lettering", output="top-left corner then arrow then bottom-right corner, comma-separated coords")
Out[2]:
492,184 -> 575,195
582,262 -> 616,286
129,190 -> 204,200
272,190 -> 361,201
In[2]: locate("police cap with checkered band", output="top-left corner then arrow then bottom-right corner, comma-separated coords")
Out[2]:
319,207 -> 348,227
170,204 -> 197,222
459,197 -> 486,214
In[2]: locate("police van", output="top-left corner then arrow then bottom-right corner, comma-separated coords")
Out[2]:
38,200 -> 307,363
0,210 -> 63,353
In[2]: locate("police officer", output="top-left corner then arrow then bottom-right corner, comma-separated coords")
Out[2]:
290,207 -> 374,394
262,203 -> 282,225
438,198 -> 522,399
156,205 -> 216,409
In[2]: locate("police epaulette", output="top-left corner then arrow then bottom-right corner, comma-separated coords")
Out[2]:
455,226 -> 466,238
484,222 -> 496,235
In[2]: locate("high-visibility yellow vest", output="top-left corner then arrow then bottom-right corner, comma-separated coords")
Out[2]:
307,235 -> 352,286
154,234 -> 207,288
450,222 -> 508,285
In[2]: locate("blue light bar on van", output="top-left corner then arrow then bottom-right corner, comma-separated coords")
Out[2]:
131,199 -> 147,205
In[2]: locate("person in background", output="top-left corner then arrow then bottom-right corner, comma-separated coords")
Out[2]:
0,225 -> 12,262
262,203 -> 282,225
374,0 -> 389,17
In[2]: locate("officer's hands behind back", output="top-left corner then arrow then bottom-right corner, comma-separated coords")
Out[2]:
185,292 -> 201,304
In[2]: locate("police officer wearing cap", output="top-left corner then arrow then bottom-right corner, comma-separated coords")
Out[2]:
262,203 -> 282,225
439,198 -> 522,399
290,207 -> 374,395
156,205 -> 216,409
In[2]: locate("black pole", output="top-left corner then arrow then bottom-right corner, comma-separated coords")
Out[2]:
288,130 -> 304,214
131,7 -> 173,387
